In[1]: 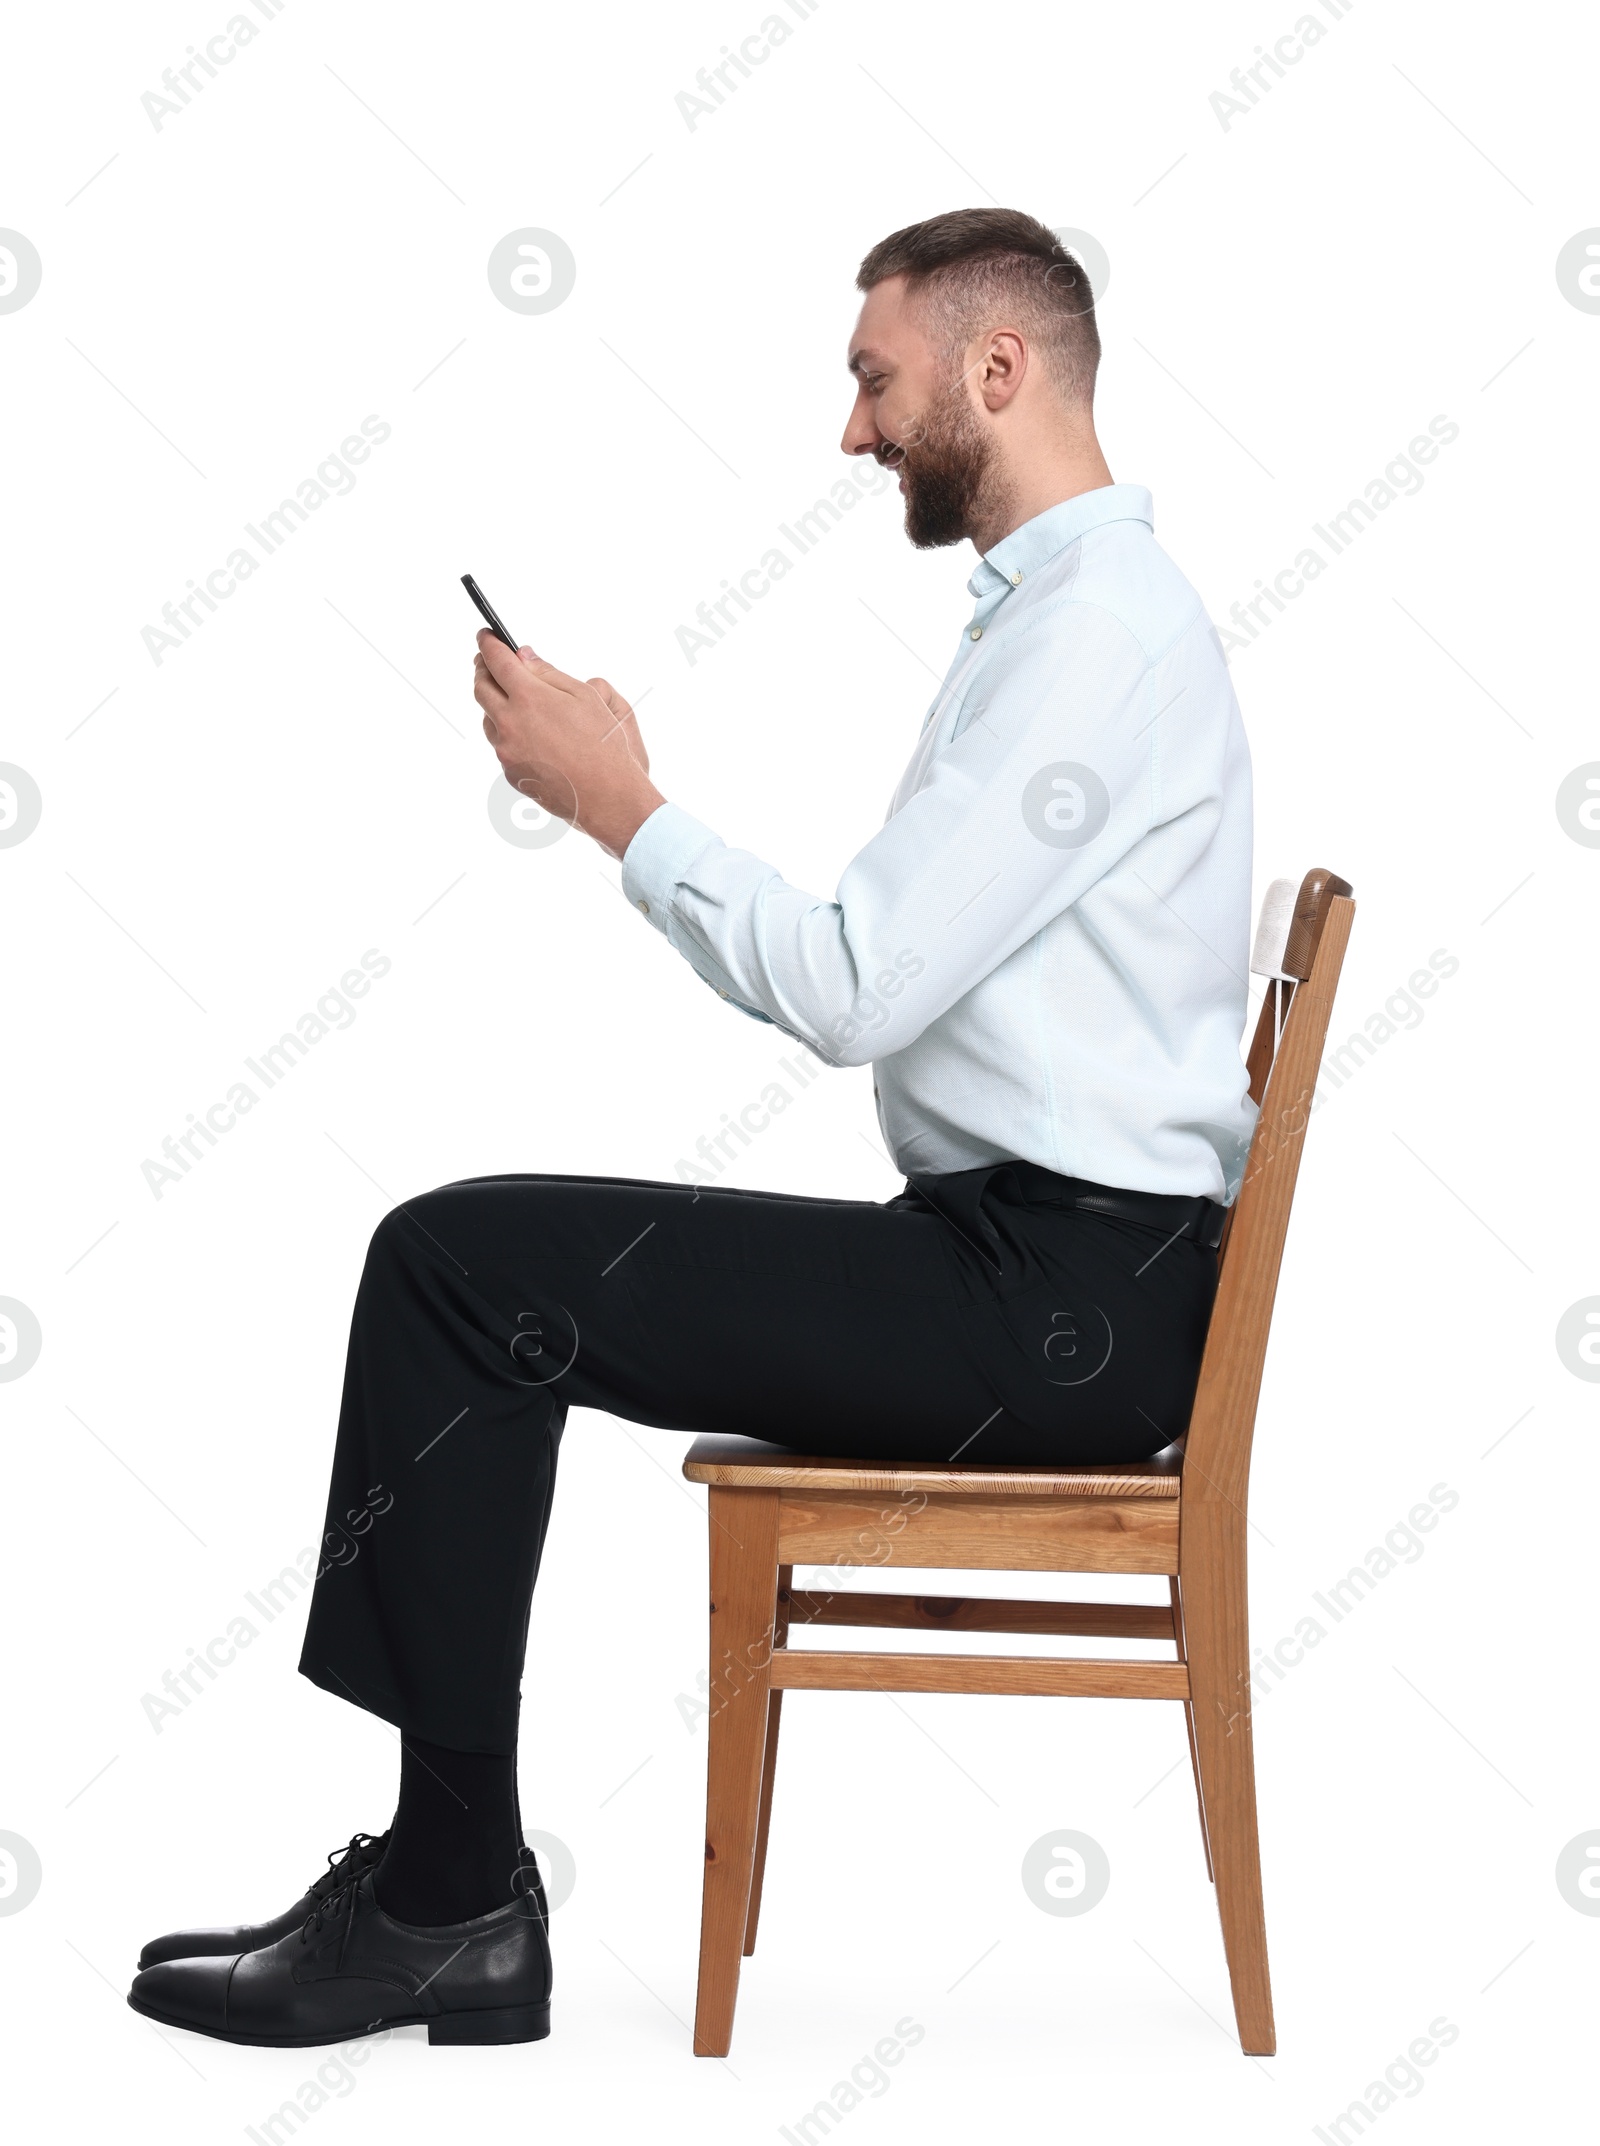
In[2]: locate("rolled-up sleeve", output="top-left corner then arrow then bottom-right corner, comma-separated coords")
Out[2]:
619,597 -> 1161,1067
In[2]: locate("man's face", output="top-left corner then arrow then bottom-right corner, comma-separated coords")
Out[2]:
842,276 -> 996,550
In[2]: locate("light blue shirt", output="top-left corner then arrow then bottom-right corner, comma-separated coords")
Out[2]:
621,484 -> 1258,1201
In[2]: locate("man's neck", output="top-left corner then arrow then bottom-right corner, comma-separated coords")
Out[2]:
967,438 -> 1115,557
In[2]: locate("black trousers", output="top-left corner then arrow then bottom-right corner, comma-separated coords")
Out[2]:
298,1163 -> 1219,1754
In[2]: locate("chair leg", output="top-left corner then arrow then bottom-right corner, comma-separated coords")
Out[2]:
1169,1578 -> 1214,1883
743,1564 -> 792,1956
1181,1507 -> 1276,2056
693,1488 -> 781,2057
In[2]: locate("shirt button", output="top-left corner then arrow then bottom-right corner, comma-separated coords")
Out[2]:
1010,569 -> 1024,585
717,989 -> 729,999
635,898 -> 649,914
970,625 -> 983,640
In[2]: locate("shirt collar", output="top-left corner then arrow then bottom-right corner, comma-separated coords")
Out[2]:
965,483 -> 1154,623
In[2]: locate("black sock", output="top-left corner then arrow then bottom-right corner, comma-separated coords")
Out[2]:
373,1735 -> 523,1926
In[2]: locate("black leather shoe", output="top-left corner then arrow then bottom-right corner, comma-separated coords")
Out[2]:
137,1832 -> 390,1971
128,1863 -> 551,2047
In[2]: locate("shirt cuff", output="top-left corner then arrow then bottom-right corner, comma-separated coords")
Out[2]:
619,800 -> 722,934
619,800 -> 776,1028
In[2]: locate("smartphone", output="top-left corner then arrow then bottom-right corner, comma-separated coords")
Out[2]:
461,573 -> 520,652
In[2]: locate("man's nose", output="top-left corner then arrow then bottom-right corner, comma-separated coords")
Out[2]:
840,406 -> 883,460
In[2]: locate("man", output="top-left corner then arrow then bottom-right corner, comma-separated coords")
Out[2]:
128,208 -> 1257,2049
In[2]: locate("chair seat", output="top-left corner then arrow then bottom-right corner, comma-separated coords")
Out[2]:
681,1432 -> 1185,1500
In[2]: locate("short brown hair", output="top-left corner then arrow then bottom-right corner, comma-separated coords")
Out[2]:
856,208 -> 1100,407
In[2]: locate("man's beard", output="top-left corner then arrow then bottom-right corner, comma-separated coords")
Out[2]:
891,387 -> 1000,549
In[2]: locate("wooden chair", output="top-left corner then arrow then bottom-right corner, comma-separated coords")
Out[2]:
682,868 -> 1356,2058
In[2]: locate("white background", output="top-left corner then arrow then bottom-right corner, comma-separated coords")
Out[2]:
1,0 -> 1594,2137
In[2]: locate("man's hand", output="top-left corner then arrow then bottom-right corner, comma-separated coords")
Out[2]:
473,631 -> 664,860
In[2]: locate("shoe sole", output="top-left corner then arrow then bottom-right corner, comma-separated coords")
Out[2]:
127,1992 -> 550,2049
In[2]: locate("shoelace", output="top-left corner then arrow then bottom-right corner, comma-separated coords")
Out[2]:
301,1832 -> 386,1943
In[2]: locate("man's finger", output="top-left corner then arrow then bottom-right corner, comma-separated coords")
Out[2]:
585,676 -> 644,759
477,629 -> 548,690
474,645 -> 520,708
587,675 -> 628,716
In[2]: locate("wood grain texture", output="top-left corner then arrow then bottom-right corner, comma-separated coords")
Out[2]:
769,1650 -> 1191,1699
1243,978 -> 1288,1111
1174,877 -> 1354,2054
1185,1502 -> 1274,2053
1172,1575 -> 1214,1885
786,1590 -> 1177,1640
683,1435 -> 1183,1498
1187,893 -> 1354,1509
1283,869 -> 1353,980
693,1488 -> 780,2058
775,1491 -> 1181,1575
742,1564 -> 791,1958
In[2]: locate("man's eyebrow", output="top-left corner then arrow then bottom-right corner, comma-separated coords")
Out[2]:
847,348 -> 889,376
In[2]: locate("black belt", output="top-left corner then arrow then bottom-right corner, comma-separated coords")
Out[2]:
993,1161 -> 1228,1251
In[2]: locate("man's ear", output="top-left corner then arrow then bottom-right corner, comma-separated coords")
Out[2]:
975,329 -> 1028,413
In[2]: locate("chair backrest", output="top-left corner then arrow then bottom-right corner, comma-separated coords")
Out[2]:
1182,869 -> 1355,1508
